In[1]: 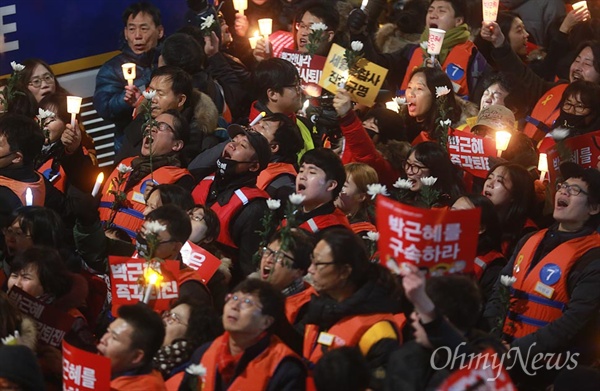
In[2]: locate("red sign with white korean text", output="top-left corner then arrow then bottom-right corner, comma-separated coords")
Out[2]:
437,348 -> 516,391
376,196 -> 480,275
109,257 -> 180,314
448,130 -> 496,178
280,49 -> 326,97
63,340 -> 111,391
546,130 -> 600,183
180,241 -> 222,284
7,287 -> 75,348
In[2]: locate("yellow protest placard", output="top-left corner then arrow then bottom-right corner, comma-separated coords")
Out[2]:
318,43 -> 388,107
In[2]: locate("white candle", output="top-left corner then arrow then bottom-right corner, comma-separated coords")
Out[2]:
233,0 -> 248,15
122,63 -> 136,87
25,188 -> 33,206
495,130 -> 511,157
66,96 -> 82,128
249,111 -> 266,127
91,172 -> 104,197
248,31 -> 260,49
258,18 -> 272,54
538,153 -> 548,182
361,0 -> 369,10
142,271 -> 159,304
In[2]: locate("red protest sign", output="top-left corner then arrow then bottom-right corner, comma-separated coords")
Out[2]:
448,130 -> 496,178
109,257 -> 180,314
546,130 -> 600,183
376,196 -> 480,275
180,241 -> 222,284
63,340 -> 111,391
280,49 -> 326,97
7,287 -> 76,348
437,348 -> 516,391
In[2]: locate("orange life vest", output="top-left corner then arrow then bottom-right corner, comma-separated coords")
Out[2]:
523,84 -> 569,142
401,41 -> 475,97
281,208 -> 351,234
164,371 -> 184,391
285,283 -> 316,324
256,162 -> 297,191
110,370 -> 166,391
350,221 -> 377,235
37,158 -> 67,193
0,173 -> 45,206
98,157 -> 191,239
200,334 -> 301,391
473,250 -> 505,280
503,229 -> 600,340
191,175 -> 269,248
303,312 -> 405,366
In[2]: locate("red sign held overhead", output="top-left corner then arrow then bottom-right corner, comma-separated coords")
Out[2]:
109,257 -> 180,314
546,129 -> 600,183
376,196 -> 480,275
448,130 -> 496,178
280,49 -> 326,97
63,340 -> 111,391
180,241 -> 222,284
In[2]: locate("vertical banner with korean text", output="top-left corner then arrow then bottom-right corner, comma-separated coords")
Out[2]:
180,241 -> 222,284
546,130 -> 600,183
279,49 -> 326,97
7,287 -> 75,348
109,257 -> 180,313
376,196 -> 480,275
448,130 -> 496,178
318,43 -> 388,106
63,340 -> 111,391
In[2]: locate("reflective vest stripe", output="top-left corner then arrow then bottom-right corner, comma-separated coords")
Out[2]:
511,288 -> 566,310
234,188 -> 249,205
307,219 -> 319,233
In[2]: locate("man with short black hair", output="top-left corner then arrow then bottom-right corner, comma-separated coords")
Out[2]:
97,303 -> 166,389
94,1 -> 165,151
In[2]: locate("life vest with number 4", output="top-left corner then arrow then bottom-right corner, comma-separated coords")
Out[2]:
503,229 -> 600,340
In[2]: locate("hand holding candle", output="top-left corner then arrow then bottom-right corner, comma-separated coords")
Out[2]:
538,153 -> 548,182
66,96 -> 82,128
482,0 -> 499,22
122,63 -> 136,87
91,172 -> 105,197
495,130 -> 511,157
258,18 -> 272,54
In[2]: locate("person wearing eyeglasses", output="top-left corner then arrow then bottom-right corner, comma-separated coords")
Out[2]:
257,229 -> 317,325
177,278 -> 306,391
301,228 -> 404,390
483,162 -> 600,389
153,297 -> 222,384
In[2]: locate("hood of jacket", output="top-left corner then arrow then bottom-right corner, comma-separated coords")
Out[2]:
191,89 -> 219,136
376,23 -> 422,54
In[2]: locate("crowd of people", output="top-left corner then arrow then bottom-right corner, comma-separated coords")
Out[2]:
1,0 -> 600,390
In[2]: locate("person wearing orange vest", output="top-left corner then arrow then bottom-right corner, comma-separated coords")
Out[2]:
177,279 -> 306,391
347,0 -> 489,100
98,303 -> 167,391
301,228 -> 403,389
257,229 -> 317,325
0,114 -> 64,229
480,23 -> 600,142
284,148 -> 351,236
98,110 -> 193,239
484,162 -> 600,388
191,126 -> 271,283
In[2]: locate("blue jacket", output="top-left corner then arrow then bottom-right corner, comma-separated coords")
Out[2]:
93,45 -> 158,134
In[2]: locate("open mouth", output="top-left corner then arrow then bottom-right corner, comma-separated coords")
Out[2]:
483,190 -> 492,198
261,265 -> 272,280
572,73 -> 582,81
297,183 -> 307,192
556,199 -> 568,208
429,23 -> 438,29
298,38 -> 308,47
143,135 -> 153,148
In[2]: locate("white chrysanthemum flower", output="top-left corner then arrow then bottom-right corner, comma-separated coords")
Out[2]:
117,164 -> 134,174
288,193 -> 306,205
10,61 -> 25,72
420,176 -> 438,187
37,108 -> 56,119
363,231 -> 379,242
420,41 -> 428,50
351,41 -> 364,51
143,89 -> 156,100
440,119 -> 452,127
185,363 -> 207,376
393,178 -> 413,189
266,199 -> 281,210
394,96 -> 407,105
145,221 -> 167,234
310,22 -> 328,31
435,86 -> 451,98
367,183 -> 389,200
201,14 -> 215,30
500,275 -> 517,287
550,127 -> 570,141
1,330 -> 19,345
